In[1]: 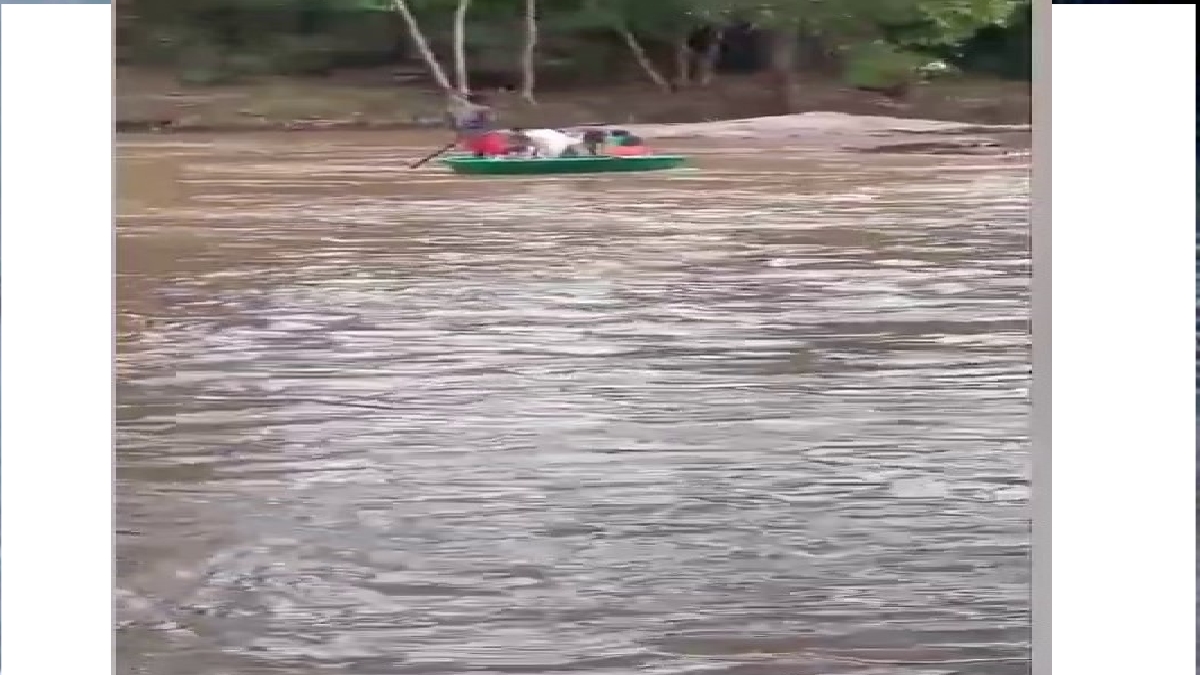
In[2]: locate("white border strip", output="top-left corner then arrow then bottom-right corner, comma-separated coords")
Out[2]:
1051,5 -> 1196,674
0,5 -> 114,674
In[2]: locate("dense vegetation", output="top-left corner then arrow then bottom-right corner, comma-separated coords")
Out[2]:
116,0 -> 1031,106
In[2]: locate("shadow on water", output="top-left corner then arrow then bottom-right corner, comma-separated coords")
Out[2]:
116,132 -> 1030,675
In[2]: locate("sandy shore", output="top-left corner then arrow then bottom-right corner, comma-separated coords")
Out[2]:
614,112 -> 1030,156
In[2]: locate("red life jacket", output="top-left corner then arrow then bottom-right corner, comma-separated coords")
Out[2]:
460,131 -> 509,156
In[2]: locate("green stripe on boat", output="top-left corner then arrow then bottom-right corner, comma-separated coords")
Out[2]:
442,155 -> 688,176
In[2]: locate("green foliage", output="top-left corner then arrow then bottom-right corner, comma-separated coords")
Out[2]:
842,40 -> 927,88
945,0 -> 1029,78
909,0 -> 1019,44
117,0 -> 1031,85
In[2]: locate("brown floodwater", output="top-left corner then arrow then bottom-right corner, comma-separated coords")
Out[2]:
115,131 -> 1030,675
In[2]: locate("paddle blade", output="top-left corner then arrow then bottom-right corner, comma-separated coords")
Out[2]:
409,142 -> 457,169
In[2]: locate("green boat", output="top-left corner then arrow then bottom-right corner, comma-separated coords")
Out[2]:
442,154 -> 688,176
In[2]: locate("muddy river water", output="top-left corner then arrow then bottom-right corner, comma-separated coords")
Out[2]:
116,132 -> 1030,675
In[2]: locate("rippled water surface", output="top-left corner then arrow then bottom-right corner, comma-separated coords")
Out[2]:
116,133 -> 1031,675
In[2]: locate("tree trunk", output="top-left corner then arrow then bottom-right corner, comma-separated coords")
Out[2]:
672,34 -> 691,89
390,0 -> 453,93
767,26 -> 798,114
451,0 -> 472,94
616,27 -> 672,92
697,28 -> 724,86
519,0 -> 537,102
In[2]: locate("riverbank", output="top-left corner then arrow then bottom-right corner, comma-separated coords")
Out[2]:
117,68 -> 1030,156
117,67 -> 1029,130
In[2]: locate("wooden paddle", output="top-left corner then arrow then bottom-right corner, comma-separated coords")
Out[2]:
409,141 -> 458,169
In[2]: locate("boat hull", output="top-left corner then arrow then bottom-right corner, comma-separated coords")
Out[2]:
442,155 -> 687,176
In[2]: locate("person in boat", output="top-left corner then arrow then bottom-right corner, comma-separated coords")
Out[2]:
581,129 -> 608,156
446,92 -> 508,157
504,130 -> 535,156
505,127 -> 587,158
603,129 -> 651,156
